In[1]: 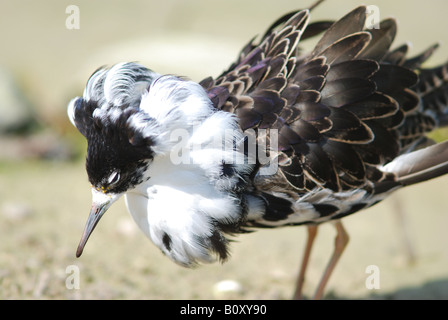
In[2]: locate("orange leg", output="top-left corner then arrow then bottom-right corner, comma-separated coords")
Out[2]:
313,220 -> 349,300
292,224 -> 318,300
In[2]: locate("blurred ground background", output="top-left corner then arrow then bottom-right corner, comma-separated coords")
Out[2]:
1,0 -> 448,300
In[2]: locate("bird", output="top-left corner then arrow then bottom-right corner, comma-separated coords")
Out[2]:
68,1 -> 448,299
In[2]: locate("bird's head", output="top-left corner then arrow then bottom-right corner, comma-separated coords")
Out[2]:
77,105 -> 157,257
68,63 -> 159,257
68,62 -> 226,258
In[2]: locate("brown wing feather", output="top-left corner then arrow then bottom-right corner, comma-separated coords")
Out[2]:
200,5 -> 448,194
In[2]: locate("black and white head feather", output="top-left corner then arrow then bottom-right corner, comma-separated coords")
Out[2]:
68,63 -> 159,192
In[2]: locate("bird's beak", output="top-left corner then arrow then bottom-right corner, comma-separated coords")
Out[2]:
76,188 -> 120,257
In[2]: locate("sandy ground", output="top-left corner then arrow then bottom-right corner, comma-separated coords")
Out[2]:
1,0 -> 448,300
0,160 -> 447,299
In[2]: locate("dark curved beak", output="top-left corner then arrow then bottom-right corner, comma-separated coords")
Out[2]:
76,189 -> 120,257
76,201 -> 110,257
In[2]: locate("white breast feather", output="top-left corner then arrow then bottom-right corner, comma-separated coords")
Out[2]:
123,80 -> 250,266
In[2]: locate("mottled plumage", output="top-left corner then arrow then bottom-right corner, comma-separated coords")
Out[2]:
68,3 -> 448,299
199,6 -> 448,228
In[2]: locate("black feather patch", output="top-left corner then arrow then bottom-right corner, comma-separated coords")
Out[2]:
326,60 -> 378,81
344,93 -> 398,120
303,142 -> 339,190
326,107 -> 373,143
372,64 -> 418,93
261,192 -> 294,221
72,98 -> 97,138
322,140 -> 366,182
312,6 -> 367,56
207,86 -> 230,109
331,203 -> 367,220
313,203 -> 339,217
358,18 -> 397,61
162,233 -> 172,252
318,32 -> 371,65
321,78 -> 376,107
221,162 -> 235,178
209,231 -> 230,262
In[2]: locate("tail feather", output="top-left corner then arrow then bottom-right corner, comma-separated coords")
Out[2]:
403,43 -> 439,70
381,140 -> 448,187
395,48 -> 448,151
417,61 -> 448,126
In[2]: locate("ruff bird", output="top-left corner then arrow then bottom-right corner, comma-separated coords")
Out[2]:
68,2 -> 448,299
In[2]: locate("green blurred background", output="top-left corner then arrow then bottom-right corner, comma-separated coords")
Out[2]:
1,0 -> 448,299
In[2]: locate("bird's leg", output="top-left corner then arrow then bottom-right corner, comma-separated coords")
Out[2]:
313,220 -> 349,300
391,196 -> 416,265
292,224 -> 318,300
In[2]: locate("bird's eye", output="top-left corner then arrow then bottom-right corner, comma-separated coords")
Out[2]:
107,171 -> 120,186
